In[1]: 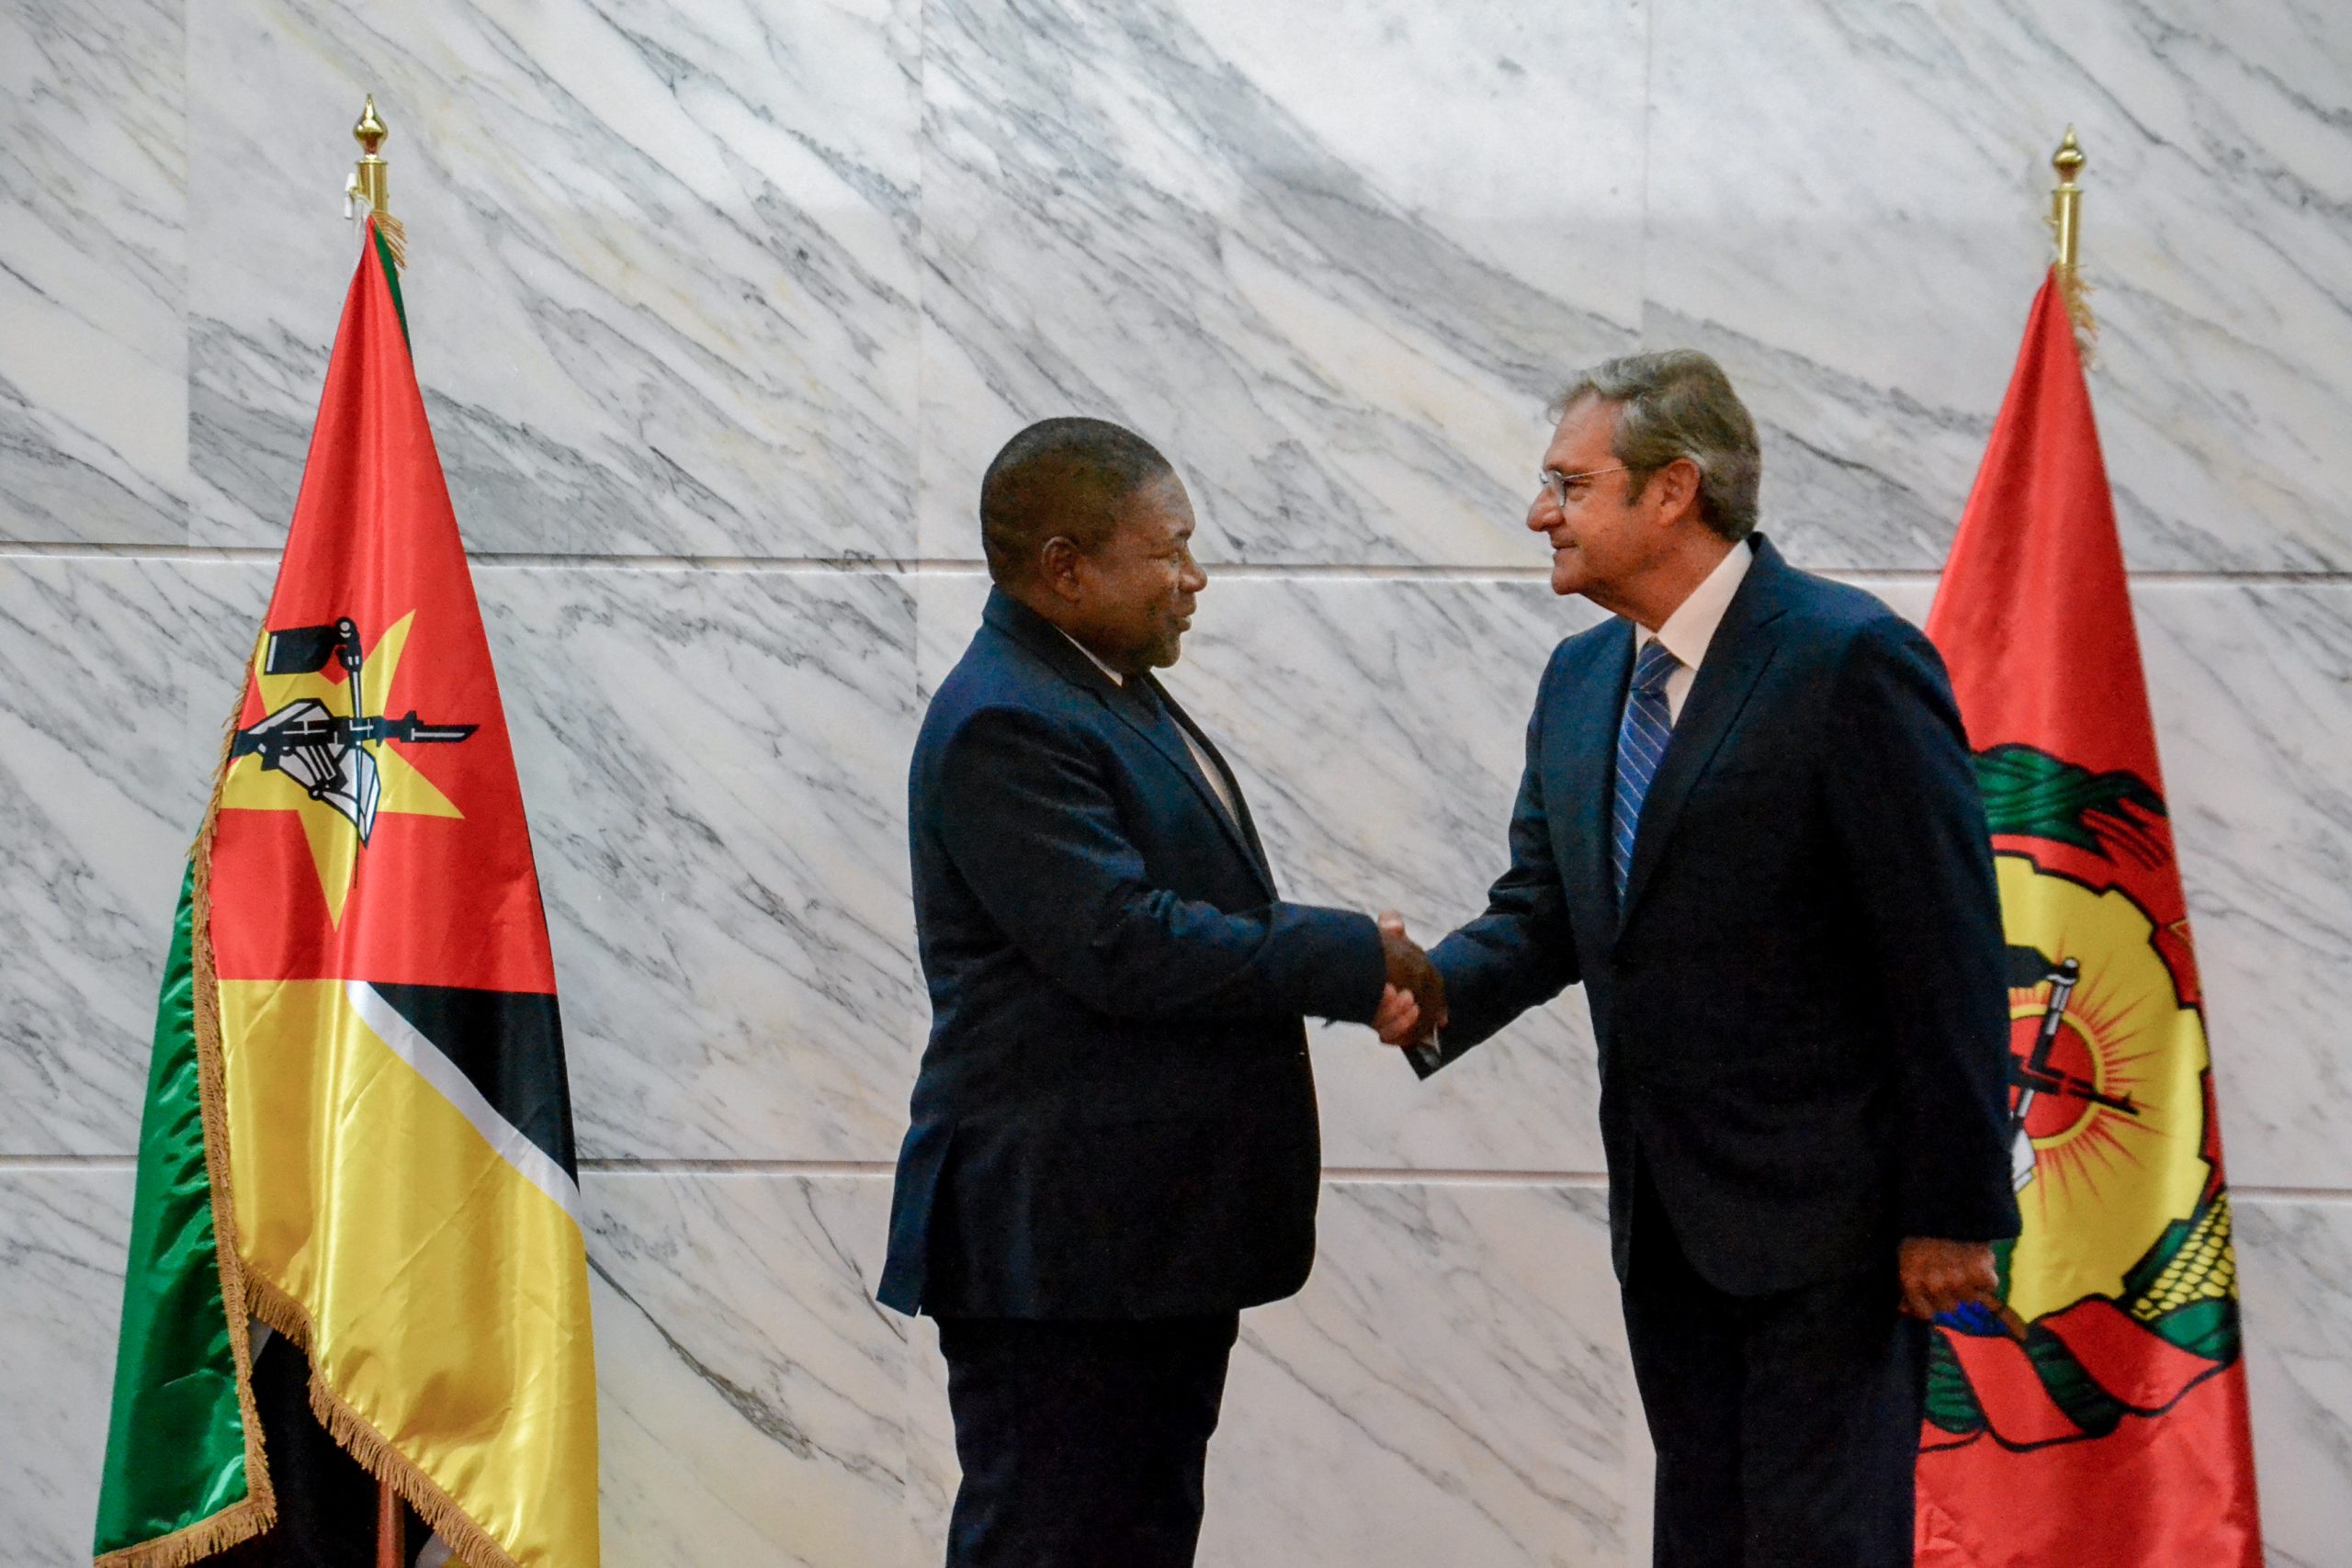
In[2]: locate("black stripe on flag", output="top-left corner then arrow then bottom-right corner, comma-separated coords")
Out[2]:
365,983 -> 577,1179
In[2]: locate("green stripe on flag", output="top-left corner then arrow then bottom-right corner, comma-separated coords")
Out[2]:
372,221 -> 409,347
93,865 -> 254,1560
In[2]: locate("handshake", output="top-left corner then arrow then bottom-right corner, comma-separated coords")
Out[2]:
1373,911 -> 1446,1048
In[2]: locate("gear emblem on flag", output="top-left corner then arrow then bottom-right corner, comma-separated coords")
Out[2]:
1925,742 -> 2240,1453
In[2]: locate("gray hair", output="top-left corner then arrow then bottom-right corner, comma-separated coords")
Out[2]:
1550,350 -> 1760,541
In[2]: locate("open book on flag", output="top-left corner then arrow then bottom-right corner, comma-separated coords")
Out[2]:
93,216 -> 598,1568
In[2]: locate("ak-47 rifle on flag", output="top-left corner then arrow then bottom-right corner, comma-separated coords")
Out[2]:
1914,130 -> 2262,1568
92,101 -> 598,1568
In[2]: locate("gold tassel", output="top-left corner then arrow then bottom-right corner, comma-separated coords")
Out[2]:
373,209 -> 409,272
2053,257 -> 2098,364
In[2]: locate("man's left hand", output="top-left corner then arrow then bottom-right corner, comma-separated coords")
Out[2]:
1897,1236 -> 1999,1320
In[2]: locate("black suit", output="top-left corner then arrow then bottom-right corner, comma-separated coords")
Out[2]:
883,588 -> 1384,1566
1422,537 -> 2018,1566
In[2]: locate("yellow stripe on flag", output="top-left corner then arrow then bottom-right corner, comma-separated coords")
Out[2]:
219,978 -> 597,1568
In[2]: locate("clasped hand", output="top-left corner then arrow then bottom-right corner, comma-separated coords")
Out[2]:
1372,911 -> 1445,1047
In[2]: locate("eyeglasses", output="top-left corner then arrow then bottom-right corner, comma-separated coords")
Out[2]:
1537,464 -> 1633,508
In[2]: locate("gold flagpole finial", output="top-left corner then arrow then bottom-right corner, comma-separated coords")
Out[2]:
351,96 -> 390,220
345,96 -> 407,267
2048,126 -> 2094,347
2050,126 -> 2085,271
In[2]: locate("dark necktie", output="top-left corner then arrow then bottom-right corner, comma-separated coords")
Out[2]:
1611,638 -> 1682,898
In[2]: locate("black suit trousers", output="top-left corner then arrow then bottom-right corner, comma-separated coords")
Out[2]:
938,1314 -> 1240,1568
1623,1171 -> 1928,1568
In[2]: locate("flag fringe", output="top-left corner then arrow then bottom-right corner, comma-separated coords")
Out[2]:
2055,263 -> 2098,363
178,665 -> 281,1549
91,1497 -> 277,1568
242,1273 -> 524,1568
188,648 -> 517,1568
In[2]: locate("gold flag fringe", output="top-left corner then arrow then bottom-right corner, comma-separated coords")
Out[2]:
372,209 -> 408,271
2053,260 -> 2098,364
95,676 -> 282,1568
241,1274 -> 522,1568
91,1499 -> 277,1568
178,640 -> 515,1568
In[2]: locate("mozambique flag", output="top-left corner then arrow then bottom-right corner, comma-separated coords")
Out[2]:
1913,273 -> 2262,1564
93,216 -> 598,1568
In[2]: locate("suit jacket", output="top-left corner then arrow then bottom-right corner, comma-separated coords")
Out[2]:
1424,536 -> 2020,1295
879,588 -> 1385,1318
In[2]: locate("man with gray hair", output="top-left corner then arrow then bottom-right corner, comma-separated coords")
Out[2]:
1381,351 -> 2019,1565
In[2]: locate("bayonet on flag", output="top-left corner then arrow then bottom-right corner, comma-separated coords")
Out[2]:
1914,273 -> 2261,1565
93,217 -> 598,1568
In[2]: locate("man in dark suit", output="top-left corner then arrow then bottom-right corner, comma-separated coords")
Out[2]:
1381,352 -> 2019,1566
881,416 -> 1442,1568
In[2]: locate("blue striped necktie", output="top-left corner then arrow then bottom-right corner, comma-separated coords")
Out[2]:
1611,638 -> 1683,898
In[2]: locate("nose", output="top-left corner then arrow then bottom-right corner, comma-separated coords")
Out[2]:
1528,490 -> 1558,533
1181,554 -> 1207,593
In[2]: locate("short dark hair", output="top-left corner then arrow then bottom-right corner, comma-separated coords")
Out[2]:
980,417 -> 1175,584
1551,350 -> 1761,542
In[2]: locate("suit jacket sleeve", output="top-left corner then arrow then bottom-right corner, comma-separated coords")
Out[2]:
1825,617 -> 2021,1243
1419,662 -> 1584,1073
933,703 -> 1385,1025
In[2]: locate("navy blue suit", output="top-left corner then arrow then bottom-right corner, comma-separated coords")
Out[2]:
1423,537 -> 2018,1566
882,589 -> 1383,1321
883,588 -> 1384,1568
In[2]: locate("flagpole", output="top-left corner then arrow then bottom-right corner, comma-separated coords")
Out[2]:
353,97 -> 409,1568
2049,126 -> 2096,343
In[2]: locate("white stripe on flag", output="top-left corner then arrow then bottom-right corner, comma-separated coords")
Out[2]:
344,978 -> 583,1224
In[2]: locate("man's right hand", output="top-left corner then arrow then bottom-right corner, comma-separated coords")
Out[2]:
1376,911 -> 1446,1044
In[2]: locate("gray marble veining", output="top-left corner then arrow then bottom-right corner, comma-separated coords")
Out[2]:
588,1171 -> 911,1566
184,0 -> 922,558
0,1169 -> 134,1566
915,0 -> 1647,570
0,0 -> 189,545
2133,584 -> 2352,1191
1644,0 -> 2352,572
0,558 -> 249,1155
2237,1198 -> 2352,1568
477,565 -> 920,1162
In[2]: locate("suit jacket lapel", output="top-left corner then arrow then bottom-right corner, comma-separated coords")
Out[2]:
1150,678 -> 1278,895
1616,539 -> 1792,929
979,591 -> 1276,898
1557,622 -> 1635,937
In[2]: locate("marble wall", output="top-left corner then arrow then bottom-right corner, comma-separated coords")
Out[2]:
3,0 -> 2346,1562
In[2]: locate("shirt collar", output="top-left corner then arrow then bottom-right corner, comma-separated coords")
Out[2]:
1059,627 -> 1125,686
1638,537 -> 1755,671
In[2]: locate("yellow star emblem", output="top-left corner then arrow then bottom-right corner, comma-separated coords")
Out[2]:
220,610 -> 463,924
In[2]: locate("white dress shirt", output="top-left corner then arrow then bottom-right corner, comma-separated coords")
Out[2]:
1637,538 -> 1755,723
1060,628 -> 1242,825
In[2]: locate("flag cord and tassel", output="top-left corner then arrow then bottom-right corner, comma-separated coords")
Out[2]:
2048,125 -> 2097,354
345,95 -> 407,268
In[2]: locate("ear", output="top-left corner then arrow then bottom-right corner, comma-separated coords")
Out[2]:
1036,536 -> 1086,602
1652,457 -> 1704,526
